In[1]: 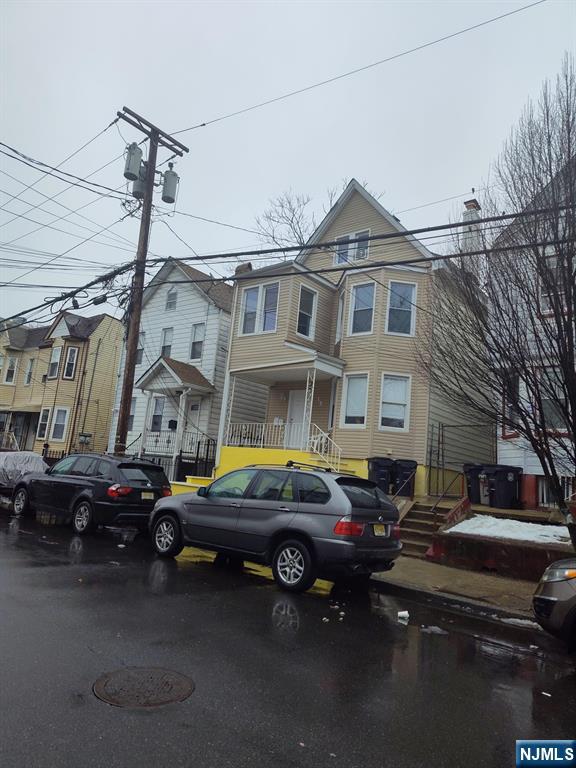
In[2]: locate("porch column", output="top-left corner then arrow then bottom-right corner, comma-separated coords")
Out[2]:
216,373 -> 235,466
139,391 -> 154,457
302,368 -> 316,450
170,389 -> 189,482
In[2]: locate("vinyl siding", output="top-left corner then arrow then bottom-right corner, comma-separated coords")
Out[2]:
266,380 -> 332,431
285,275 -> 336,355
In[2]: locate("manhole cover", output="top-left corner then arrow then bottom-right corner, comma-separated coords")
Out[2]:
93,668 -> 194,708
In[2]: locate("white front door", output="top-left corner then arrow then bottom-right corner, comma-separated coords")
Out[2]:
285,390 -> 306,449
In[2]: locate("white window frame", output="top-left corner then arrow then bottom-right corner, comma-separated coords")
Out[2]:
165,288 -> 177,311
127,397 -> 137,433
150,396 -> 165,432
190,322 -> 205,361
379,373 -> 412,433
160,327 -> 174,357
49,407 -> 70,442
385,280 -> 417,337
136,331 -> 146,366
37,407 -> 51,440
340,372 -> 369,429
3,355 -> 17,385
333,229 -> 371,265
239,281 -> 280,336
296,284 -> 318,340
63,347 -> 79,380
47,346 -> 62,379
24,358 -> 34,386
335,293 -> 345,343
348,282 -> 375,336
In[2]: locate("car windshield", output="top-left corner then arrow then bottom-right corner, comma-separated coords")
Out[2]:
119,463 -> 169,487
336,477 -> 391,509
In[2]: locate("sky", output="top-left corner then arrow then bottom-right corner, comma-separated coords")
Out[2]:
1,0 -> 574,323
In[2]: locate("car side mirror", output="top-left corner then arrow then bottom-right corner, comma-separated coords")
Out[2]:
197,486 -> 208,497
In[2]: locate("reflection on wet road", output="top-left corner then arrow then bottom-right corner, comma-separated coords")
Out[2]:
0,515 -> 574,768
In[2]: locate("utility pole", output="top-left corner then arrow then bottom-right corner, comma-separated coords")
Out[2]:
114,107 -> 188,454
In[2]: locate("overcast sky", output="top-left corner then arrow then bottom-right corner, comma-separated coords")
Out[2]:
1,0 -> 574,322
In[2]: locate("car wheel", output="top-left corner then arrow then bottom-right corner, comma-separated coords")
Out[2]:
72,501 -> 94,535
272,539 -> 317,593
152,515 -> 183,558
12,487 -> 30,515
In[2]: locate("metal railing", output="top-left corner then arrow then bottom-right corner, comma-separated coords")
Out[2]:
143,428 -> 204,456
307,424 -> 341,471
0,431 -> 19,451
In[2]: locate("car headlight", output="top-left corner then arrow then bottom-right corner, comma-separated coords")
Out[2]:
541,565 -> 576,582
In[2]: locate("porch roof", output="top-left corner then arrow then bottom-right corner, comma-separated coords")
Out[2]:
135,356 -> 215,395
230,347 -> 344,385
3,404 -> 42,413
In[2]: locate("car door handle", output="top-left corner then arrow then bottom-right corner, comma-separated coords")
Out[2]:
229,502 -> 241,508
278,506 -> 291,512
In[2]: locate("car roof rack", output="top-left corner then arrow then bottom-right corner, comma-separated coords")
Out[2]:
285,460 -> 332,473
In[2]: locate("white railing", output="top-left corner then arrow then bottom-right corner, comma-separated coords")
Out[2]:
307,424 -> 342,471
0,431 -> 19,451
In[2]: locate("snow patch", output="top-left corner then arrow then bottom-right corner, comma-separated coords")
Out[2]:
446,515 -> 571,545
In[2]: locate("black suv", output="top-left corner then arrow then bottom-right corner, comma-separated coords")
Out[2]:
12,453 -> 172,534
149,463 -> 402,592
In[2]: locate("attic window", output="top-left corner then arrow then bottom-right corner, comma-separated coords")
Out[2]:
334,230 -> 370,265
166,288 -> 177,311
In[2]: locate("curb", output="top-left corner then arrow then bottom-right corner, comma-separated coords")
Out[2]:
370,573 -> 534,624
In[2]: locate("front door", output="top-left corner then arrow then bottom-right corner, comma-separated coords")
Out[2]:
285,390 -> 306,449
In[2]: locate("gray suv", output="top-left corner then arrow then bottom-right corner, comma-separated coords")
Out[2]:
149,463 -> 402,592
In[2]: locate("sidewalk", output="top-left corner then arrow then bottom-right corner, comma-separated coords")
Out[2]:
372,556 -> 537,618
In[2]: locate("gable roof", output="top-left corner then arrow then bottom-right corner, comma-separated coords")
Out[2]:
45,311 -> 109,341
135,355 -> 215,393
144,259 -> 233,313
296,178 -> 434,265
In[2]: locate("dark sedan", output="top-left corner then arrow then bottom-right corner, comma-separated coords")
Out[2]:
12,453 -> 172,534
149,463 -> 402,592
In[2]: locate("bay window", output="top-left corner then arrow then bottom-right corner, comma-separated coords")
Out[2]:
349,282 -> 375,335
297,286 -> 317,338
380,374 -> 411,431
50,407 -> 70,441
386,281 -> 416,336
47,347 -> 61,379
37,408 -> 51,439
342,374 -> 368,427
240,282 -> 279,335
63,347 -> 79,379
4,356 -> 17,384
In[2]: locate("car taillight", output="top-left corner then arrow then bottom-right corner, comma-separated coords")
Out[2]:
333,517 -> 365,536
162,487 -> 172,497
107,484 -> 132,499
391,523 -> 401,540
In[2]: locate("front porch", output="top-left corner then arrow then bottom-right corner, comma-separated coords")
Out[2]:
221,354 -> 344,470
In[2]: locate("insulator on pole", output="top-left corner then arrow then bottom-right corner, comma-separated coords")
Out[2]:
124,142 -> 143,181
162,163 -> 179,204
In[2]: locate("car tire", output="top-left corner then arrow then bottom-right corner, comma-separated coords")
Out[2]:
152,515 -> 183,558
72,501 -> 94,535
272,539 -> 317,593
12,487 -> 30,515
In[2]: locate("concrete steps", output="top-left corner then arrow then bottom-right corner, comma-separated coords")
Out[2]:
400,500 -> 451,560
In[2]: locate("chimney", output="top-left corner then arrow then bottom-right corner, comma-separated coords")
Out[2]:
461,198 -> 482,253
235,262 -> 253,275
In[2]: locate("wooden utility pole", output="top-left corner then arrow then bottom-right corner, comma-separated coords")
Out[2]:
114,107 -> 188,454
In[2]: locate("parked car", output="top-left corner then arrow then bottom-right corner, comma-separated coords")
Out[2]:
12,453 -> 172,534
149,463 -> 402,593
533,559 -> 576,650
0,451 -> 48,495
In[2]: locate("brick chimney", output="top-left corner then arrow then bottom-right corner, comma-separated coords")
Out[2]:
461,198 -> 482,252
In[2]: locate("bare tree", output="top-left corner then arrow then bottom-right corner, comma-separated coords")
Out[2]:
255,190 -> 316,248
420,55 -> 576,545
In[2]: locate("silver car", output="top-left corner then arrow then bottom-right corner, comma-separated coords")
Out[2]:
533,559 -> 576,650
149,462 -> 402,592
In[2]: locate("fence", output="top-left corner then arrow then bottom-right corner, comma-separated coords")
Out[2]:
41,447 -> 67,467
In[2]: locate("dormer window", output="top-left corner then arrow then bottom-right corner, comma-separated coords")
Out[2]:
166,288 -> 177,311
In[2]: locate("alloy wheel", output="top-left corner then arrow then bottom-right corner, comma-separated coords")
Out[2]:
13,489 -> 27,515
277,547 -> 305,585
155,519 -> 175,552
74,503 -> 91,532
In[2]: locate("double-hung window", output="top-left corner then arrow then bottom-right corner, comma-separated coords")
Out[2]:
136,331 -> 146,365
241,283 -> 279,335
24,358 -> 34,386
151,397 -> 164,432
127,397 -> 137,433
190,323 -> 205,360
47,347 -> 61,379
541,367 -> 567,432
161,328 -> 173,357
4,356 -> 17,384
380,374 -> 411,431
50,407 -> 70,441
503,372 -> 520,434
63,347 -> 79,379
386,282 -> 416,335
334,230 -> 370,264
349,282 -> 375,335
37,408 -> 51,440
165,288 -> 177,311
539,250 -> 566,314
335,293 -> 345,343
297,286 -> 317,338
342,374 -> 368,427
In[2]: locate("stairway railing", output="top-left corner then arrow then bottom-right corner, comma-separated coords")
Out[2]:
307,424 -> 342,471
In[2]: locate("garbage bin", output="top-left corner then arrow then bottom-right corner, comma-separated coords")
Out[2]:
478,472 -> 491,506
463,463 -> 483,504
394,459 -> 418,498
490,465 -> 523,509
368,457 -> 396,495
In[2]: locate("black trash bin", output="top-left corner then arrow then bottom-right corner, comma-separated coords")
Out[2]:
368,457 -> 396,495
463,463 -> 483,504
394,459 -> 418,498
489,465 -> 523,509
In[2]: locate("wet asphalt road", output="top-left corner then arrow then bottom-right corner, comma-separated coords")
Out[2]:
0,514 -> 574,768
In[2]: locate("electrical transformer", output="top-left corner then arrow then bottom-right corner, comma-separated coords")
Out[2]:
162,163 -> 179,204
132,161 -> 147,199
124,142 -> 143,181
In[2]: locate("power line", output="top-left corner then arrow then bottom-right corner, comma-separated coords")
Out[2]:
172,0 -> 548,134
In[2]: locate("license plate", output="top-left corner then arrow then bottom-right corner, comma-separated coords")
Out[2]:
373,524 -> 388,537
141,492 -> 155,500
